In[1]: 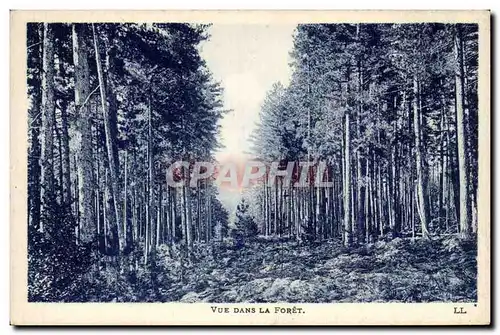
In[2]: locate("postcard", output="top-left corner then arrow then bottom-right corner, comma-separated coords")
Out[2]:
10,10 -> 490,325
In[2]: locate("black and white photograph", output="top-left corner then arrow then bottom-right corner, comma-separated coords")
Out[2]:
10,10 -> 491,326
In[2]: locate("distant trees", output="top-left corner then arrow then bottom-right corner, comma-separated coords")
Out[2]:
251,23 -> 478,245
234,198 -> 258,238
27,22 -> 230,284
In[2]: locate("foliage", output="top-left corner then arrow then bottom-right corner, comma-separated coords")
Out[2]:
26,22 -> 478,303
251,23 -> 478,242
234,198 -> 259,238
29,236 -> 476,302
28,203 -> 94,302
27,22 -> 230,301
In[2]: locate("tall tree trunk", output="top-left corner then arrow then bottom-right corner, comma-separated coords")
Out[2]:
344,110 -> 352,246
171,187 -> 177,244
95,138 -> 105,252
295,187 -> 299,238
92,24 -> 124,252
390,146 -> 397,236
55,110 -> 64,204
365,158 -> 371,243
354,24 -> 363,244
413,77 -> 430,239
267,184 -> 273,235
60,104 -> 71,205
376,160 -> 383,237
343,64 -> 352,247
147,94 -> 155,256
54,52 -> 72,206
185,170 -> 193,257
276,184 -> 280,236
205,184 -> 210,241
144,181 -> 150,264
438,101 -> 446,230
454,25 -> 472,238
263,182 -> 268,236
28,23 -> 43,232
40,23 -> 56,234
72,24 -> 96,244
123,150 -> 129,250
196,181 -> 201,242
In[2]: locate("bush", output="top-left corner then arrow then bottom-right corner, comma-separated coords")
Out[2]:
28,201 -> 96,302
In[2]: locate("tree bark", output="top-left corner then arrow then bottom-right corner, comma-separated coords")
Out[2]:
28,23 -> 43,232
40,23 -> 56,233
454,25 -> 472,238
413,76 -> 430,239
344,109 -> 352,246
72,24 -> 96,244
92,23 -> 124,252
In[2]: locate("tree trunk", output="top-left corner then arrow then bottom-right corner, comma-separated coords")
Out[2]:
28,23 -> 43,232
344,110 -> 352,246
147,94 -> 155,256
185,170 -> 193,257
72,24 -> 96,244
123,150 -> 129,250
454,25 -> 472,238
40,23 -> 56,234
413,76 -> 430,239
55,53 -> 72,206
92,23 -> 124,252
390,146 -> 397,235
365,158 -> 371,243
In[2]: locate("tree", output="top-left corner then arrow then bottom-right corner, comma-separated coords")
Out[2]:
92,23 -> 125,253
27,23 -> 43,232
250,23 -> 478,243
454,24 -> 472,238
39,23 -> 56,234
212,198 -> 230,241
235,198 -> 258,238
27,22 -> 479,302
72,23 -> 96,244
413,76 -> 430,239
28,22 -> 228,300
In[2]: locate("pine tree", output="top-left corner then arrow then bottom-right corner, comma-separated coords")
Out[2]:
72,23 -> 96,244
251,23 -> 478,243
39,23 -> 56,233
235,198 -> 258,238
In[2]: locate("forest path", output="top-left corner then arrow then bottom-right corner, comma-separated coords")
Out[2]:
151,236 -> 476,303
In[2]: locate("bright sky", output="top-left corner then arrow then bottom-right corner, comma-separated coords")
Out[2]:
200,24 -> 296,160
200,24 -> 296,218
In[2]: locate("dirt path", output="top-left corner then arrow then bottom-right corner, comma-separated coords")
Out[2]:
156,236 -> 477,303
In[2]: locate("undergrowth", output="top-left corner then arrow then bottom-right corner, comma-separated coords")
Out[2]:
28,235 -> 477,303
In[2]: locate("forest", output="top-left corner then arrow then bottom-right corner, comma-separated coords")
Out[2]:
249,23 -> 479,245
27,22 -> 478,303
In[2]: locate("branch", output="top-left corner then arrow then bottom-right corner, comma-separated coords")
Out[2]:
28,112 -> 42,128
79,85 -> 100,112
29,85 -> 100,130
27,41 -> 42,50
